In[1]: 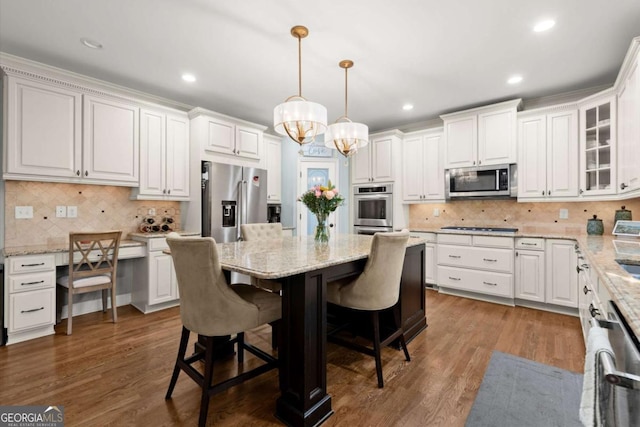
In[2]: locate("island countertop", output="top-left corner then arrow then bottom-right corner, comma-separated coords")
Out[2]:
216,234 -> 426,280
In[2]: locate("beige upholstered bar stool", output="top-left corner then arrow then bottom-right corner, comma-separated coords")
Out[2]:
164,233 -> 281,427
240,223 -> 283,293
326,231 -> 411,388
56,231 -> 122,335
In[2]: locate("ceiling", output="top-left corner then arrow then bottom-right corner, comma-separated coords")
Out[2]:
1,0 -> 639,133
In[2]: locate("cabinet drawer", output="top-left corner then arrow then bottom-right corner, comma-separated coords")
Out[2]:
438,233 -> 472,245
9,271 -> 55,293
438,266 -> 513,298
148,238 -> 169,252
9,288 -> 56,332
8,255 -> 56,274
472,235 -> 514,248
438,245 -> 513,273
515,237 -> 544,250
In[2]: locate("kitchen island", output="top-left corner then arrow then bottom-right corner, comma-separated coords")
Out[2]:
214,234 -> 426,427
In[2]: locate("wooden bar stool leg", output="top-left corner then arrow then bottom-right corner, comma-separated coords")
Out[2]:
199,336 -> 215,427
371,311 -> 384,388
237,332 -> 245,363
394,306 -> 411,361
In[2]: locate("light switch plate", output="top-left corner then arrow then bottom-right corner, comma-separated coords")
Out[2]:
433,208 -> 440,217
56,206 -> 67,218
15,206 -> 33,219
67,206 -> 78,218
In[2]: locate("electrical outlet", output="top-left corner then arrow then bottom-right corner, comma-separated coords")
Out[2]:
67,206 -> 78,218
559,209 -> 569,219
15,206 -> 33,219
433,208 -> 440,217
56,206 -> 67,218
148,208 -> 156,216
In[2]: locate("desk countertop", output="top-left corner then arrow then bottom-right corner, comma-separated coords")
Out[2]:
1,239 -> 145,258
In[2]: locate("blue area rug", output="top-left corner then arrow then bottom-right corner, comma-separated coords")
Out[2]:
465,351 -> 583,427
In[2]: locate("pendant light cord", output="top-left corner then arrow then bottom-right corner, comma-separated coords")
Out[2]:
298,35 -> 302,97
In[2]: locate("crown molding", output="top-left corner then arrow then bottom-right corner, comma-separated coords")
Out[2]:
188,107 -> 267,131
0,52 -> 192,112
614,36 -> 640,90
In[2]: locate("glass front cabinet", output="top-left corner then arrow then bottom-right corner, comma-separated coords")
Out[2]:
579,94 -> 617,196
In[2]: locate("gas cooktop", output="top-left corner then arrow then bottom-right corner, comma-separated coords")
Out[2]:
441,226 -> 519,233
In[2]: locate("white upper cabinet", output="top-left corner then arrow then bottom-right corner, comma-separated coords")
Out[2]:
83,95 -> 139,183
265,134 -> 282,203
5,76 -> 82,179
4,74 -> 140,186
442,99 -> 521,169
617,39 -> 640,195
402,129 -> 444,202
133,108 -> 189,200
190,108 -> 265,164
351,130 -> 401,184
578,93 -> 617,196
517,108 -> 579,200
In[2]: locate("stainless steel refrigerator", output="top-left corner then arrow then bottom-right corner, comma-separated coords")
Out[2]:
201,161 -> 268,242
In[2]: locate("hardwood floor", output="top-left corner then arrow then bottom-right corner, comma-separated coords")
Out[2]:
0,290 -> 585,426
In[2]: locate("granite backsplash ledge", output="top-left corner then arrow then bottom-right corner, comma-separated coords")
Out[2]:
409,198 -> 640,235
4,181 -> 181,247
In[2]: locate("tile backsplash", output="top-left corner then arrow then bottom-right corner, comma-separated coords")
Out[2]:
409,198 -> 640,235
4,181 -> 181,247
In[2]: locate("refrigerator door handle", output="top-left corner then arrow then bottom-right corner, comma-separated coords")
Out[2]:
237,180 -> 243,241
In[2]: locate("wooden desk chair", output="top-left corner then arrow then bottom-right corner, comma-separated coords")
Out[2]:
165,233 -> 280,427
56,230 -> 122,335
326,230 -> 411,388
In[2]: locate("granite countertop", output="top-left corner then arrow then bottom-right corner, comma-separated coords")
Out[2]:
216,234 -> 427,281
2,239 -> 145,257
410,226 -> 640,339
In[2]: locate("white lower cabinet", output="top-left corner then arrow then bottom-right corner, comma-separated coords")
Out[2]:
409,232 -> 437,285
437,233 -> 514,300
132,237 -> 179,313
4,254 -> 57,344
514,238 -> 546,302
545,239 -> 578,308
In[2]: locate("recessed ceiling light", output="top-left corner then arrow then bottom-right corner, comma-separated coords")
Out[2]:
533,19 -> 555,32
181,73 -> 196,83
80,38 -> 103,49
507,75 -> 523,85
402,104 -> 414,111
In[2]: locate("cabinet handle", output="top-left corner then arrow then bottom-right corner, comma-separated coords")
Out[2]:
448,276 -> 461,281
483,258 -> 497,262
621,183 -> 628,190
21,280 -> 45,286
76,170 -> 80,176
581,263 -> 589,269
21,307 -> 45,314
576,265 -> 584,273
521,242 -> 536,246
579,189 -> 584,194
21,262 -> 45,267
448,255 -> 461,259
583,285 -> 591,295
589,303 -> 600,318
482,281 -> 497,286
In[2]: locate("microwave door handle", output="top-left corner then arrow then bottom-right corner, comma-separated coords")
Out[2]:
496,170 -> 500,190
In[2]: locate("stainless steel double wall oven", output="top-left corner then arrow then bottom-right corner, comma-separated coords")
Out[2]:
353,183 -> 393,234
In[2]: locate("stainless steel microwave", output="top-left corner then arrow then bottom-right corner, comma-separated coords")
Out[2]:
445,164 -> 517,199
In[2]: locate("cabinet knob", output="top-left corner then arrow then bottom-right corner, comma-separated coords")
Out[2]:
85,171 -> 88,177
547,190 -> 551,196
162,189 -> 166,194
478,160 -> 481,165
579,189 -> 584,194
542,191 -> 544,196
621,183 -> 628,190
76,170 -> 80,176
473,161 -> 476,165
167,189 -> 171,195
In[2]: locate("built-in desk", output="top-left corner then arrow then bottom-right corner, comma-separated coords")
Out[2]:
2,240 -> 146,345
